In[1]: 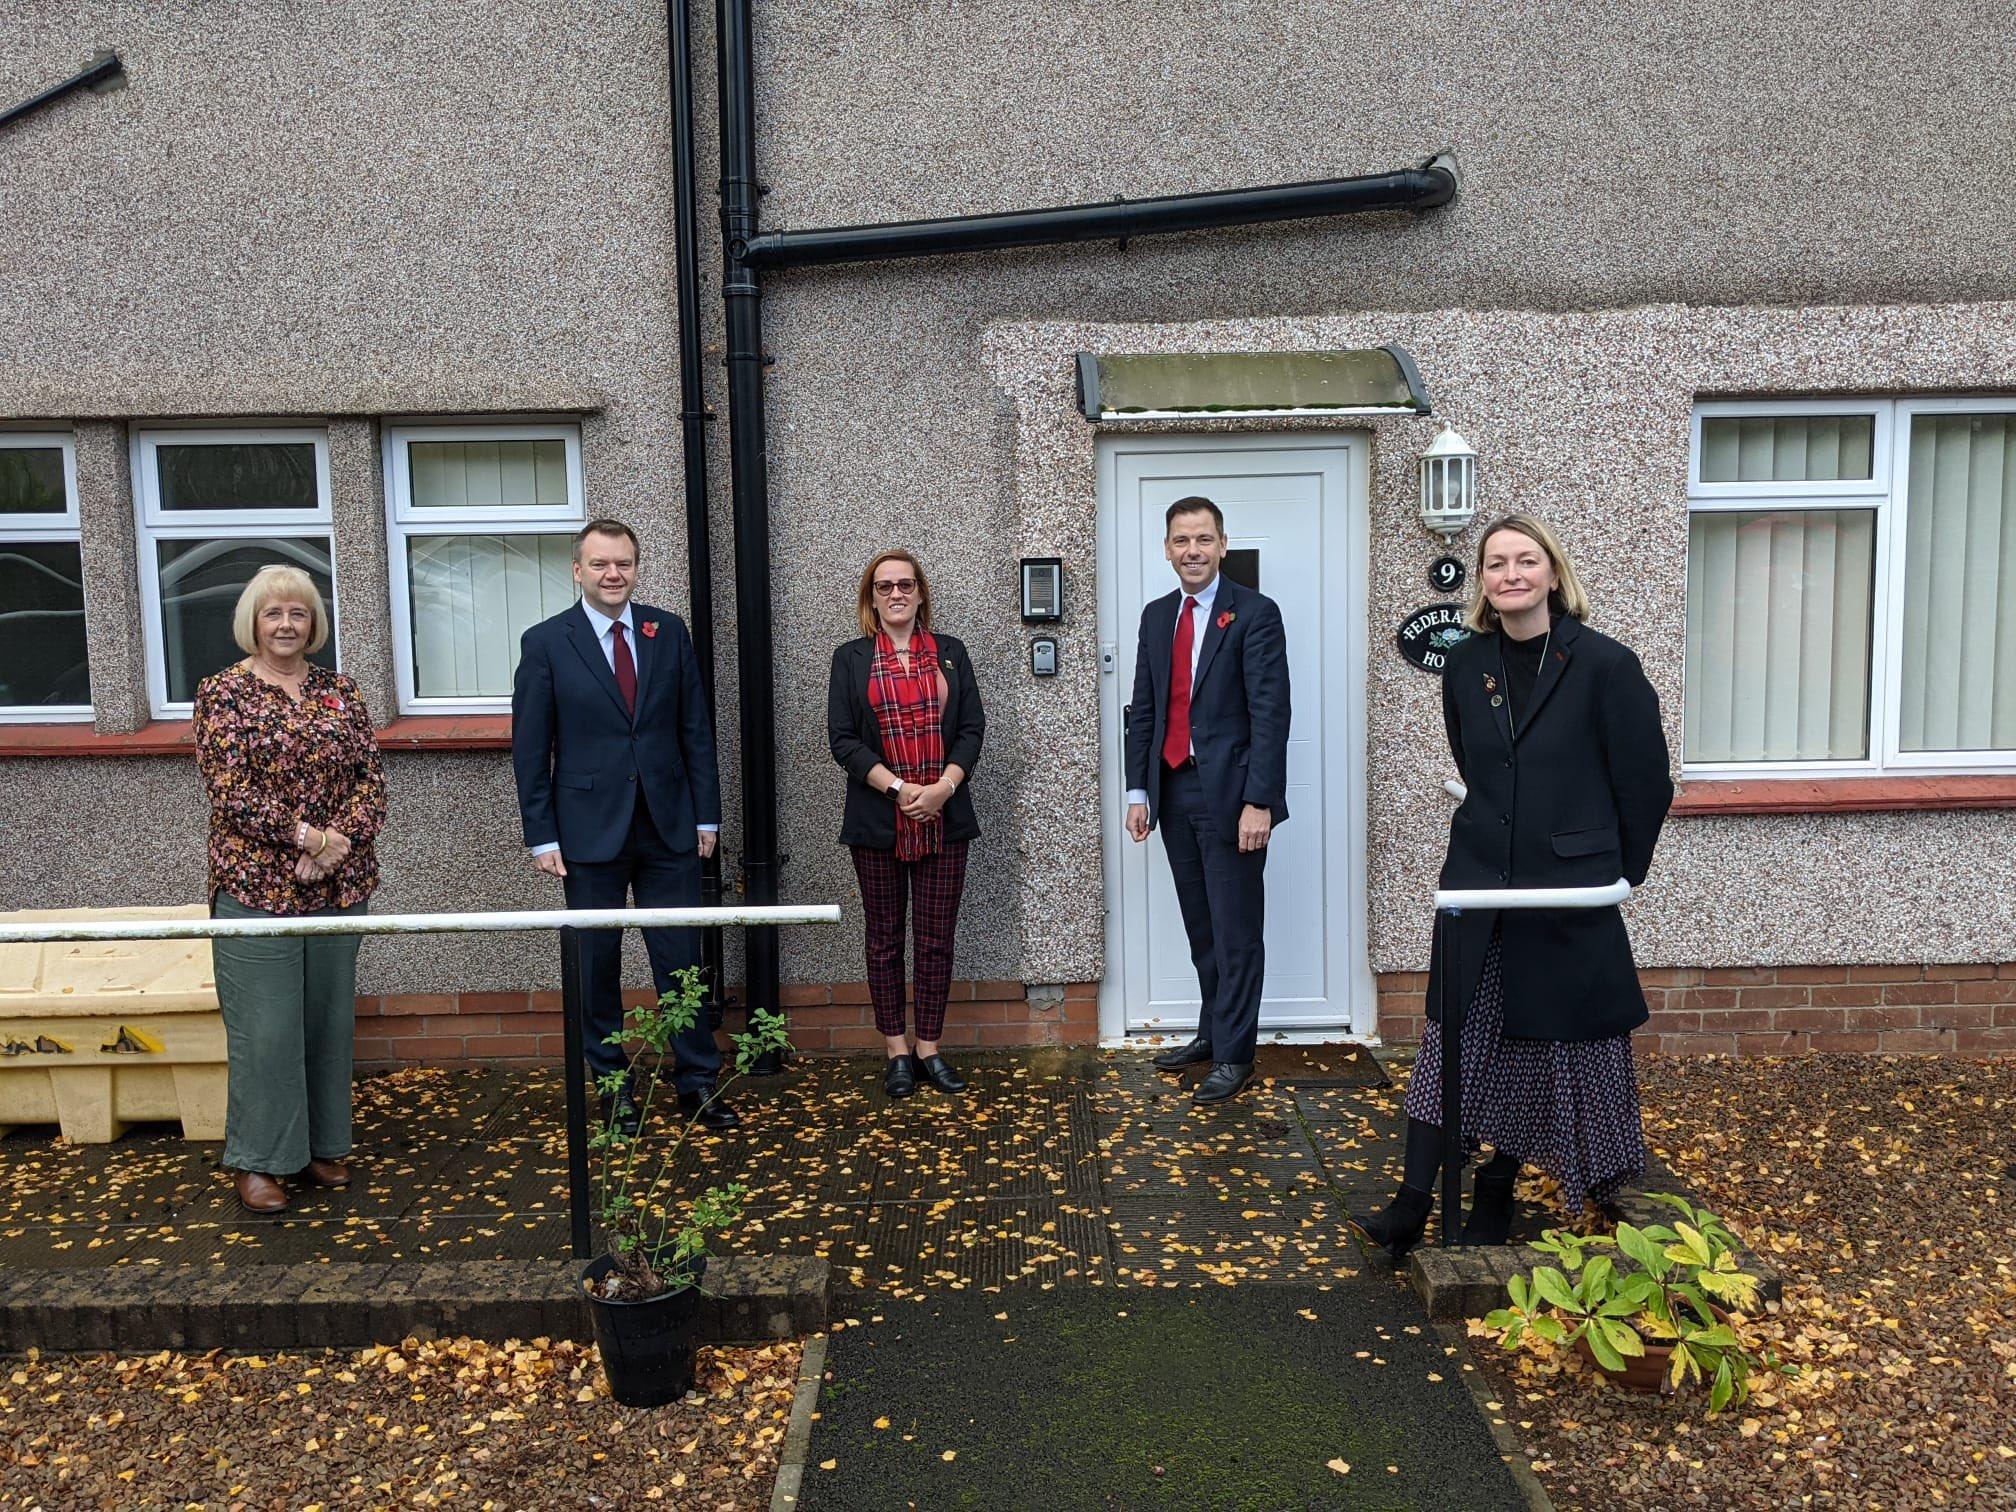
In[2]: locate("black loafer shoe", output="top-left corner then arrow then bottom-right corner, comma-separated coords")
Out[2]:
883,1054 -> 918,1099
1151,1035 -> 1214,1072
918,1054 -> 967,1093
677,1091 -> 742,1131
1191,1061 -> 1254,1105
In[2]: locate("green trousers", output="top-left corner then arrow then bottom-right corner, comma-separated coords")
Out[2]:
211,891 -> 367,1174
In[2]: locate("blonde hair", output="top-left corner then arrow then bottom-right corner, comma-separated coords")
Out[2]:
232,564 -> 331,654
855,550 -> 932,639
1463,515 -> 1590,633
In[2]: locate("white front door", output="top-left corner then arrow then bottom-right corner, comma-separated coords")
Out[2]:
1097,434 -> 1370,1038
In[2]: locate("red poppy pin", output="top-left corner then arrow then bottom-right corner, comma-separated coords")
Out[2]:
640,620 -> 659,640
321,692 -> 344,712
1216,610 -> 1235,629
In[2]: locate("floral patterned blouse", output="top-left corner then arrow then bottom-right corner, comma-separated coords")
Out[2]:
193,661 -> 388,914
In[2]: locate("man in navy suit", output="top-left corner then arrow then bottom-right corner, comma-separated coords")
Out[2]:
511,519 -> 736,1132
1124,496 -> 1291,1105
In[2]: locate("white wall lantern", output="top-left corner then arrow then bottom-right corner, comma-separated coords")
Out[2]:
1418,425 -> 1477,538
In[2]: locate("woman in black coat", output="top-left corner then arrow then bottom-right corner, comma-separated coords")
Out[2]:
1355,515 -> 1673,1258
828,549 -> 985,1099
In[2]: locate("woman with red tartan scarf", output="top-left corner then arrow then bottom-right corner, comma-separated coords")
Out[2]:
827,550 -> 987,1098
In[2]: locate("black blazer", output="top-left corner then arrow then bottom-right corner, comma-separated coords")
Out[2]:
1123,578 -> 1291,833
1428,614 -> 1673,1042
510,601 -> 721,863
827,632 -> 985,849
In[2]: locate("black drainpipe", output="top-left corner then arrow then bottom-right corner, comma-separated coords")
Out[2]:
739,160 -> 1459,269
715,0 -> 785,1065
665,0 -> 726,1022
710,5 -> 1456,1054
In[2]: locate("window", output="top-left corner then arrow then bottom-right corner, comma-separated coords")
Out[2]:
383,424 -> 586,713
1686,398 -> 2016,775
133,428 -> 338,717
0,434 -> 91,722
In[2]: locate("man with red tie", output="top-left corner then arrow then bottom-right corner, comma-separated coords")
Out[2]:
1124,497 -> 1292,1104
511,519 -> 734,1134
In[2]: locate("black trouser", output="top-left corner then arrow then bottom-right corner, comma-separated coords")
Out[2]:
1158,760 -> 1267,1064
560,801 -> 720,1094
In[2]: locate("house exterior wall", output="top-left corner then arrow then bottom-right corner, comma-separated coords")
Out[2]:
4,3 -> 2013,1049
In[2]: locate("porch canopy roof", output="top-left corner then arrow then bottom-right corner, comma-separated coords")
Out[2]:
1075,345 -> 1430,422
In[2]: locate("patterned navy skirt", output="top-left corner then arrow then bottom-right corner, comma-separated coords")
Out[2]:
1402,929 -> 1645,1213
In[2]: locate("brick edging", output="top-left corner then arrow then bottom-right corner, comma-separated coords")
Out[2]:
1376,962 -> 2016,1055
0,1255 -> 830,1355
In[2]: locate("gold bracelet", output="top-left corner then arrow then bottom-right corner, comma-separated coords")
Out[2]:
313,829 -> 330,857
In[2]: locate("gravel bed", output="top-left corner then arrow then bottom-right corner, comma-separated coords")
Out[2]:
0,1335 -> 801,1509
1470,1053 -> 2016,1510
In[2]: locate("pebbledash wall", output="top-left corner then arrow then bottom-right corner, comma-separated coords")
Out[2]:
3,4 -> 2014,1064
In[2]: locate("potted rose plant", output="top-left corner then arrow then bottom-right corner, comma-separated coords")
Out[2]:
580,965 -> 789,1407
1480,1192 -> 1795,1412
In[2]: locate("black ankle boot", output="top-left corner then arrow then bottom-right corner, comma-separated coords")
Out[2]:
1352,1184 -> 1433,1261
1463,1168 -> 1517,1246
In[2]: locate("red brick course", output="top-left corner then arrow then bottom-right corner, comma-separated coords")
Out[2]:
352,979 -> 1099,1067
1376,962 -> 2016,1057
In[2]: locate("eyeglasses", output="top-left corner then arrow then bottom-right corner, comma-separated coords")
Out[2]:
872,578 -> 918,596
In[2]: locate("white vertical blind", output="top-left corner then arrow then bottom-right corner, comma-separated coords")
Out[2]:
409,440 -> 569,509
1699,415 -> 1874,483
1900,414 -> 2016,752
1685,510 -> 1876,762
408,534 -> 576,698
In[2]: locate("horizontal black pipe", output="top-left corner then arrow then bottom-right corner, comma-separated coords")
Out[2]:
0,52 -> 123,135
738,160 -> 1456,269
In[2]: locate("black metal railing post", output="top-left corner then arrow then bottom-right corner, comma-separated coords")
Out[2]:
560,926 -> 593,1260
1437,905 -> 1465,1249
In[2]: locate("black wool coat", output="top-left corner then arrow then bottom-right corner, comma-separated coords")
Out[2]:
827,632 -> 985,849
1427,613 -> 1674,1042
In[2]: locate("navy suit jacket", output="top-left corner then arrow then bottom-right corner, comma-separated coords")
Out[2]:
1124,577 -> 1291,833
511,600 -> 722,864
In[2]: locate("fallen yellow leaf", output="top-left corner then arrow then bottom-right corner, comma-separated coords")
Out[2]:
1326,1458 -> 1350,1475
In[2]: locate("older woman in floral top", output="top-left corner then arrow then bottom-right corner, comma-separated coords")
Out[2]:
194,565 -> 387,1214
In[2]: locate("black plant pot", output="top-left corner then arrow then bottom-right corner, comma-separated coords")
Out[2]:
582,1252 -> 708,1408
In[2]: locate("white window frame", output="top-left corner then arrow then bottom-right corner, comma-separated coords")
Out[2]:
132,426 -> 339,720
0,432 -> 91,723
382,421 -> 586,715
1685,396 -> 2016,778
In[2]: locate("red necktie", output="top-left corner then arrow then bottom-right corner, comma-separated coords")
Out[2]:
611,621 -> 637,716
1162,596 -> 1198,768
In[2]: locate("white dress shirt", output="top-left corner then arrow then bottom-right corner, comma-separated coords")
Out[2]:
530,598 -> 717,856
1126,574 -> 1220,807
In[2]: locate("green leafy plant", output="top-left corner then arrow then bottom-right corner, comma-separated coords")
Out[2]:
1480,1192 -> 1796,1413
588,966 -> 790,1302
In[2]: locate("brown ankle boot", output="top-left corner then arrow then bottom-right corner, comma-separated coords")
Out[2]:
235,1171 -> 289,1213
302,1159 -> 351,1189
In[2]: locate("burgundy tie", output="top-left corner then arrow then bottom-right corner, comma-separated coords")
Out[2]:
611,621 -> 637,716
1162,597 -> 1198,768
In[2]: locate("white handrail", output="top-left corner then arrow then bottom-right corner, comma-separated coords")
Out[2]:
0,904 -> 840,945
1432,878 -> 1630,912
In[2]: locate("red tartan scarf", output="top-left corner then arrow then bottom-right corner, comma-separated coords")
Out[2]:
867,628 -> 946,861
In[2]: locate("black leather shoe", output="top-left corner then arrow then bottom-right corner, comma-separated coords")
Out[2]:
918,1054 -> 967,1093
883,1054 -> 917,1099
1351,1184 -> 1434,1262
677,1091 -> 742,1131
602,1091 -> 642,1138
1191,1061 -> 1254,1105
1152,1035 -> 1214,1072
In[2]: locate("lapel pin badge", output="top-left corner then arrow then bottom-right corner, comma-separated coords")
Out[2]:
1216,610 -> 1235,629
1491,694 -> 1503,707
1483,674 -> 1497,693
640,620 -> 659,639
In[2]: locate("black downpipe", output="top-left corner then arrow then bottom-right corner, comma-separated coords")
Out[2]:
666,0 -> 725,1024
739,161 -> 1457,270
0,51 -> 123,135
716,0 -> 784,1066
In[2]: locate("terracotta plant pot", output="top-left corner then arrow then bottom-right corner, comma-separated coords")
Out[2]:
1573,1305 -> 1729,1396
